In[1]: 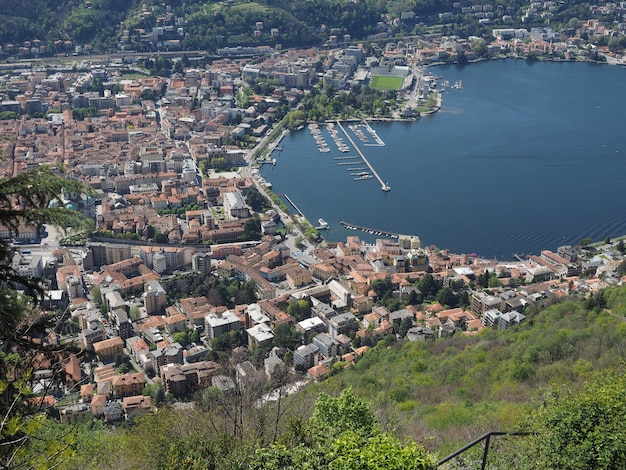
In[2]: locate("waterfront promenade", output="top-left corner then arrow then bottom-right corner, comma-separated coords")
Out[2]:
336,121 -> 390,192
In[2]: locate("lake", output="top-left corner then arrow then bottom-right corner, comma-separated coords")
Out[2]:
261,59 -> 626,259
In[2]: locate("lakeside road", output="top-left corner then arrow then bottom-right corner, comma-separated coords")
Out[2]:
241,128 -> 315,256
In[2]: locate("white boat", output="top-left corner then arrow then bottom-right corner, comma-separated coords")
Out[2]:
317,218 -> 329,230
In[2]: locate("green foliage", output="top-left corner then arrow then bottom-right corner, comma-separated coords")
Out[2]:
248,389 -> 437,469
310,287 -> 626,454
286,298 -> 312,322
617,260 -> 626,277
129,305 -> 141,321
211,330 -> 245,352
298,85 -> 398,121
71,107 -> 99,121
523,370 -> 626,470
0,164 -> 89,467
0,111 -> 19,120
172,331 -> 191,347
245,187 -> 271,213
310,388 -> 378,439
243,217 -> 262,241
273,324 -> 302,350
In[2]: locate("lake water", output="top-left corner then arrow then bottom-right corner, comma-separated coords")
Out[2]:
261,59 -> 626,259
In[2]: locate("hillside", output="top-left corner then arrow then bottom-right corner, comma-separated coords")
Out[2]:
0,0 -> 596,56
19,286 -> 626,469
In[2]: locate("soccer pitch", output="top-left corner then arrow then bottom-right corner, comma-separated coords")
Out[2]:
370,75 -> 404,90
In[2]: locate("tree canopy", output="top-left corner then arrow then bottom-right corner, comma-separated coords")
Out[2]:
518,370 -> 626,469
0,164 -> 88,468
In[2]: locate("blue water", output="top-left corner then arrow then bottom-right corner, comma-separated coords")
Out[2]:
261,60 -> 626,259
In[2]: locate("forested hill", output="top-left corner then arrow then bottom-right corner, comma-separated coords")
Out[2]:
0,0 -> 138,49
22,285 -> 626,469
304,285 -> 626,461
0,0 -> 594,54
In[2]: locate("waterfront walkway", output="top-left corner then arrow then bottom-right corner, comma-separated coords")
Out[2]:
336,121 -> 390,192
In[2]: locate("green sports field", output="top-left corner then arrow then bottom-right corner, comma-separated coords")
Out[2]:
370,75 -> 404,90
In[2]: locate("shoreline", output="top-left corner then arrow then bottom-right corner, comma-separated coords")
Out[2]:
425,51 -> 624,69
259,58 -> 623,260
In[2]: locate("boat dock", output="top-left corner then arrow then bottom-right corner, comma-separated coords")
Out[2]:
327,122 -> 350,152
362,120 -> 385,146
309,123 -> 330,153
337,121 -> 390,192
334,156 -> 360,160
340,221 -> 399,239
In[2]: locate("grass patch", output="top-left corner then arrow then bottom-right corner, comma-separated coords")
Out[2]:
121,72 -> 149,79
231,2 -> 271,14
371,75 -> 404,90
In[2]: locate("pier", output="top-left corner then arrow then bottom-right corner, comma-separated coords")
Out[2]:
340,221 -> 399,239
337,121 -> 390,192
283,194 -> 305,218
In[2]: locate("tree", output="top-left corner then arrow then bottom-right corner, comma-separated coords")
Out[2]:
436,287 -> 458,308
243,217 -> 261,241
245,187 -> 269,213
0,165 -> 88,467
523,370 -> 626,469
272,324 -> 302,350
488,275 -> 502,288
129,305 -> 141,321
371,278 -> 393,299
286,298 -> 311,322
618,240 -> 626,254
398,316 -> 413,338
154,231 -> 168,244
407,290 -> 421,305
172,331 -> 190,347
617,261 -> 626,277
248,389 -> 437,469
418,274 -> 441,299
145,224 -> 155,239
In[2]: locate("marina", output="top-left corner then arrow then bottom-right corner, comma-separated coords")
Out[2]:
309,123 -> 331,153
336,121 -> 390,192
348,124 -> 369,143
361,120 -> 385,146
261,61 -> 626,258
340,221 -> 399,239
327,122 -> 350,152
